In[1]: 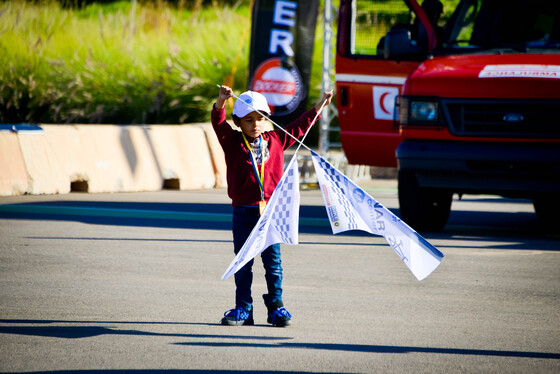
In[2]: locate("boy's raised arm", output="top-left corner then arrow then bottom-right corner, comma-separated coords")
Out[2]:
215,85 -> 233,110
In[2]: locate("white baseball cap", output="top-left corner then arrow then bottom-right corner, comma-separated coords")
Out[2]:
232,91 -> 271,118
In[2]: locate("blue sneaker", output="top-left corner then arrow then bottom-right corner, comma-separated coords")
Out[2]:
267,307 -> 292,327
221,307 -> 254,326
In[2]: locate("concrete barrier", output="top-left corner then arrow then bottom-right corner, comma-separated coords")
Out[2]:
0,133 -> 28,196
199,123 -> 227,188
146,125 -> 216,190
17,126 -> 71,195
0,124 -> 377,197
76,125 -> 163,193
0,123 -> 228,196
41,125 -> 90,193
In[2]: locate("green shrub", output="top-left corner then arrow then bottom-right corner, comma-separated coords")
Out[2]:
0,0 -> 253,124
0,0 -> 331,128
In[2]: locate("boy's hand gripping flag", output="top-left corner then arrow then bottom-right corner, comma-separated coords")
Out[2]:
310,151 -> 444,281
222,155 -> 300,280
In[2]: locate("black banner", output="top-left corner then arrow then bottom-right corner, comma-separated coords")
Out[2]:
248,0 -> 319,123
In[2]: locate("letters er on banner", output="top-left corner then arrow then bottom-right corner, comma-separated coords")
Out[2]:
248,0 -> 319,123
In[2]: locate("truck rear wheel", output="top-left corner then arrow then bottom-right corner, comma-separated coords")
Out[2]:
398,170 -> 452,232
533,194 -> 559,227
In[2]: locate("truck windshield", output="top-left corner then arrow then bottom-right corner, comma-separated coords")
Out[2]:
439,0 -> 560,53
343,0 -> 560,59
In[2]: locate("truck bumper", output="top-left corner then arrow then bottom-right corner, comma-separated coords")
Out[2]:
396,140 -> 560,196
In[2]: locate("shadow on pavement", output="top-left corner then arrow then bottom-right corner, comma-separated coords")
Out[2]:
0,370 -> 325,374
1,199 -> 557,251
0,319 -> 560,362
0,318 -> 288,338
0,201 -> 335,234
1,319 -> 557,361
177,341 -> 560,360
0,325 -> 291,341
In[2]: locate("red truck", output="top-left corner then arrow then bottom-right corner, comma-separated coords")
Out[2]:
335,0 -> 560,231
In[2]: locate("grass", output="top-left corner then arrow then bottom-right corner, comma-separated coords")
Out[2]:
0,0 -> 336,127
0,0 -> 257,124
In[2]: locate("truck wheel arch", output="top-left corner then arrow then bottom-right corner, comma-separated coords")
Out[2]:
398,169 -> 453,232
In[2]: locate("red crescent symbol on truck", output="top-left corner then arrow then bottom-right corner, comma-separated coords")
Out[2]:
379,92 -> 391,115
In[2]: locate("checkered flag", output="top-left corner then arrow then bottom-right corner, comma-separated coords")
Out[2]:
271,168 -> 297,244
222,155 -> 300,280
311,151 -> 444,281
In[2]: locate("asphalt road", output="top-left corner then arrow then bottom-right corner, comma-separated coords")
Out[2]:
0,179 -> 559,373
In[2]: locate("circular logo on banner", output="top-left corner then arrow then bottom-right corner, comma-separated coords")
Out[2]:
251,58 -> 304,116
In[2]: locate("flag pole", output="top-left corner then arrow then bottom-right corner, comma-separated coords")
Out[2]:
293,98 -> 328,155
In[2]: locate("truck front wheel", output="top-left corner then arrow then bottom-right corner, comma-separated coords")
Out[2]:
532,194 -> 559,227
398,170 -> 452,232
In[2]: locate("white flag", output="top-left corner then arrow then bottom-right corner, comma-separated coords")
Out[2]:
310,151 -> 444,281
222,155 -> 300,280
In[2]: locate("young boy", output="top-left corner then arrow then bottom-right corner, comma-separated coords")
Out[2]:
212,85 -> 332,327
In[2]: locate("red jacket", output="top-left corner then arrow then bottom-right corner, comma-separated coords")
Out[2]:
211,106 -> 319,206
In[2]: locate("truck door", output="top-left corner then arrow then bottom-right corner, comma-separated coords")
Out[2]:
336,0 -> 433,167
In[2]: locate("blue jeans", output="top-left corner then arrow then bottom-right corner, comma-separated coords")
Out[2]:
232,206 -> 283,312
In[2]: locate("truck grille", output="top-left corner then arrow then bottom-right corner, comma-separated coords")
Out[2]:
444,99 -> 560,138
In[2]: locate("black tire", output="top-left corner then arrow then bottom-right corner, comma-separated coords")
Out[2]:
532,194 -> 560,227
398,170 -> 452,232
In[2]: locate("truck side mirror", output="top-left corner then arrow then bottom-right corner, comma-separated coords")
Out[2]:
383,28 -> 424,60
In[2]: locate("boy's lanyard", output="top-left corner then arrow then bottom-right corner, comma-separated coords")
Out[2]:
241,133 -> 266,206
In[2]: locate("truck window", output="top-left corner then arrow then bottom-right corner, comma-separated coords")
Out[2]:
468,0 -> 559,48
440,0 -> 478,46
345,0 -> 411,56
353,0 -> 560,60
442,0 -> 559,51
